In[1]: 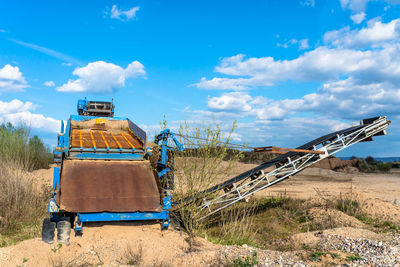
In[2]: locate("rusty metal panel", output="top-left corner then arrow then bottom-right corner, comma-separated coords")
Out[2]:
59,160 -> 161,213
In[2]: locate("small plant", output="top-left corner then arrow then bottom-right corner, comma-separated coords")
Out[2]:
330,252 -> 340,259
309,251 -> 326,262
22,257 -> 28,263
119,244 -> 143,266
230,251 -> 259,267
346,254 -> 362,261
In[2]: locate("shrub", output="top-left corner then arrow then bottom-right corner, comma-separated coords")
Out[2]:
173,120 -> 244,241
365,156 -> 375,164
376,162 -> 392,172
0,123 -> 52,171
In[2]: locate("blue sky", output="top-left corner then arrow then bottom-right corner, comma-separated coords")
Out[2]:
1,0 -> 400,156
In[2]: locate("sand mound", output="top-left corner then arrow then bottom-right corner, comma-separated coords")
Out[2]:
360,197 -> 400,224
308,207 -> 365,228
0,223 -> 219,267
312,157 -> 359,172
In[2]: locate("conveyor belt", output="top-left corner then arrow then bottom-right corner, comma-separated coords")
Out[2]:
175,116 -> 390,219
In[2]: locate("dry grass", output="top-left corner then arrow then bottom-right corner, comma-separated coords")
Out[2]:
0,161 -> 50,246
206,204 -> 258,247
119,244 -> 143,266
172,121 -> 244,241
0,123 -> 52,246
204,189 -> 400,250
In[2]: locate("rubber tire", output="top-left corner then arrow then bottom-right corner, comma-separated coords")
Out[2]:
57,219 -> 71,245
42,218 -> 56,244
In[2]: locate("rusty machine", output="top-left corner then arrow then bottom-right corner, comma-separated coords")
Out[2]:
42,99 -> 183,244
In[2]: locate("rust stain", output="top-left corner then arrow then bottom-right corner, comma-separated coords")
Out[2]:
59,160 -> 162,213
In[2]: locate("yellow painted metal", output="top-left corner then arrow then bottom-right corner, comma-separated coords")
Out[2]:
95,118 -> 106,124
100,131 -> 109,149
110,131 -> 122,149
79,130 -> 83,148
122,133 -> 135,149
89,130 -> 96,148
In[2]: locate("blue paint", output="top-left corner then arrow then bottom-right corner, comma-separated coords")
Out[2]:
70,152 -> 144,160
154,129 -> 184,190
53,167 -> 60,190
78,211 -> 169,223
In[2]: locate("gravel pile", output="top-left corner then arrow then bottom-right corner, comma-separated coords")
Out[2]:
318,234 -> 400,266
218,232 -> 400,266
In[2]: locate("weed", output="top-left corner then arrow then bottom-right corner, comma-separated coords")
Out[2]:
22,257 -> 28,263
119,244 -> 143,266
330,252 -> 340,259
346,254 -> 362,261
229,251 -> 259,267
206,203 -> 257,247
309,251 -> 326,262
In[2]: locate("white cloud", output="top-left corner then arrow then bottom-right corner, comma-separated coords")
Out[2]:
299,39 -> 310,49
350,12 -> 366,23
191,16 -> 400,149
301,0 -> 315,7
196,45 -> 400,90
43,81 -> 55,87
0,64 -> 29,92
62,62 -> 72,67
340,0 -> 400,23
0,99 -> 60,133
208,92 -> 253,113
206,77 -> 400,121
324,18 -> 400,48
9,38 -> 82,66
196,18 -> 400,92
57,61 -> 145,93
277,38 -> 310,50
110,5 -> 140,21
0,29 -> 6,33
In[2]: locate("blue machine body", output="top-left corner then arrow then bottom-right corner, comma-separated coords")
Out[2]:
48,100 -> 183,233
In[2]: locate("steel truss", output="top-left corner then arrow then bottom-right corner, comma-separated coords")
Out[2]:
198,117 -> 390,219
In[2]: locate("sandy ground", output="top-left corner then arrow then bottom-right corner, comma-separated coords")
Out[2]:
0,222 -> 221,266
257,167 -> 400,204
1,162 -> 400,266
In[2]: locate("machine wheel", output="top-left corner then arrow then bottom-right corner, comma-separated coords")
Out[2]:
42,218 -> 56,244
57,218 -> 71,245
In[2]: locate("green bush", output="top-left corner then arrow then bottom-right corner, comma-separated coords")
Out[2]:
230,251 -> 259,267
0,123 -> 52,171
365,156 -> 375,164
376,162 -> 392,172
